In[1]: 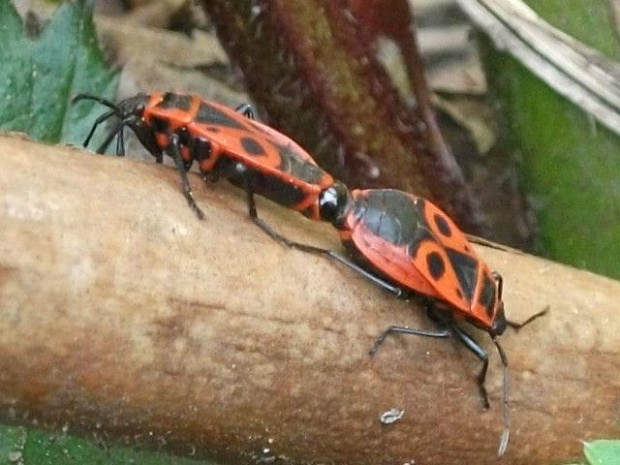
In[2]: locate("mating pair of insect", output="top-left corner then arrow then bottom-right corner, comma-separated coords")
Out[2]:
74,91 -> 540,457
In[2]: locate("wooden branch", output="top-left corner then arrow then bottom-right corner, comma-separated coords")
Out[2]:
0,133 -> 618,464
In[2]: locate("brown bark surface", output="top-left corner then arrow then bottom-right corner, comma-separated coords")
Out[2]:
0,133 -> 618,464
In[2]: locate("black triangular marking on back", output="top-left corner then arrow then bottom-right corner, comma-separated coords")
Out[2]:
446,248 -> 478,303
158,93 -> 192,111
195,102 -> 246,129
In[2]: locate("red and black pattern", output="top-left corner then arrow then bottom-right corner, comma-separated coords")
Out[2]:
74,91 -> 534,457
73,92 -> 344,226
340,189 -> 505,333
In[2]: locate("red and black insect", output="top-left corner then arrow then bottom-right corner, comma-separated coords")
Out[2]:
72,92 -> 342,231
72,92 -> 539,455
280,188 -> 544,456
73,91 -> 395,288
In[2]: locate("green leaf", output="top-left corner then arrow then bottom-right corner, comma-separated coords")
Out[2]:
0,425 -> 27,464
480,0 -> 620,279
0,0 -> 34,132
0,0 -> 118,146
0,424 -> 219,465
584,440 -> 620,465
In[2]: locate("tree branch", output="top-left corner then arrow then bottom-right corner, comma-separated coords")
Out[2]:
0,133 -> 618,464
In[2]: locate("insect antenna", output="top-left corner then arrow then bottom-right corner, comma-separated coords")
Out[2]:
72,93 -> 119,111
507,306 -> 550,331
493,337 -> 510,457
73,94 -> 122,149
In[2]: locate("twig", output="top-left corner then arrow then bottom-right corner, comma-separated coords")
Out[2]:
0,133 -> 619,464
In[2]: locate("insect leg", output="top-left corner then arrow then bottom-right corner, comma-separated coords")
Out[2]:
241,174 -> 402,296
242,174 -> 324,251
165,133 -> 205,220
235,103 -> 255,119
325,252 -> 404,296
449,323 -> 491,409
116,125 -> 126,156
82,109 -> 115,148
431,307 -> 511,455
96,117 -> 135,154
369,324 -> 451,356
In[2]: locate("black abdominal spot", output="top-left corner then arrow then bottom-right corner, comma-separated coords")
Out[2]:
427,252 -> 445,280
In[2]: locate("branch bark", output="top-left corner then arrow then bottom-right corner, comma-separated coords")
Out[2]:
0,133 -> 618,464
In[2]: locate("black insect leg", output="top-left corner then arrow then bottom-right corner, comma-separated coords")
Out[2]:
82,109 -> 116,148
116,125 -> 126,156
235,103 -> 254,119
449,323 -> 491,409
242,173 -> 323,249
96,116 -> 136,154
165,133 -> 205,220
368,325 -> 451,356
241,174 -> 402,296
324,252 -> 404,296
430,307 -> 511,455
